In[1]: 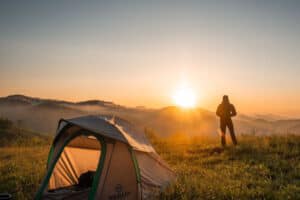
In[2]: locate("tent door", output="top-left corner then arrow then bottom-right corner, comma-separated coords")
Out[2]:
35,132 -> 106,200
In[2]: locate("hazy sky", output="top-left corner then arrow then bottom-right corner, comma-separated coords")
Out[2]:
1,1 -> 300,116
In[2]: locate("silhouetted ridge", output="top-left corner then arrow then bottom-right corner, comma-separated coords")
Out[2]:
76,100 -> 115,107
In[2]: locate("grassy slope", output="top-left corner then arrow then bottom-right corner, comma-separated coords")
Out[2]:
153,134 -> 300,200
0,121 -> 51,199
0,132 -> 299,199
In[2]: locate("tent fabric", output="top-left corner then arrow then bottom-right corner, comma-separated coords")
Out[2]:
37,115 -> 175,200
56,115 -> 154,152
95,143 -> 115,197
96,142 -> 138,199
60,116 -> 127,143
136,151 -> 175,187
109,116 -> 155,152
67,135 -> 100,150
135,151 -> 176,199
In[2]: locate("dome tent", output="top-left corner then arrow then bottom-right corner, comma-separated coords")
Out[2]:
35,115 -> 175,200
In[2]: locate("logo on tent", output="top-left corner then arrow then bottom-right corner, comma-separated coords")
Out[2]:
109,184 -> 130,200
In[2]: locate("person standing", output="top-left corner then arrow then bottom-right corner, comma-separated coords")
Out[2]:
216,95 -> 238,146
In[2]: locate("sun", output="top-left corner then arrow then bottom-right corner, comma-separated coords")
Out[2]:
172,86 -> 196,108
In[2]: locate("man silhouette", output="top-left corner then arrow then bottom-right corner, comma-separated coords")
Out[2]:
216,95 -> 237,146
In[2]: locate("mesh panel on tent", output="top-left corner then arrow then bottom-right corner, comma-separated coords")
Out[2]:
49,136 -> 101,190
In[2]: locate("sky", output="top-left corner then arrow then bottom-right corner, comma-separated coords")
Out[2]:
0,1 -> 300,116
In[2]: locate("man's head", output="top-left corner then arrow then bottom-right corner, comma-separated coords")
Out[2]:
222,95 -> 229,103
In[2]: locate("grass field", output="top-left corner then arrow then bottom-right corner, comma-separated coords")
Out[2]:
0,127 -> 299,199
152,133 -> 300,200
0,146 -> 49,199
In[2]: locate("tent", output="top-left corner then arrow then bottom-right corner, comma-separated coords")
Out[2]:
35,115 -> 175,200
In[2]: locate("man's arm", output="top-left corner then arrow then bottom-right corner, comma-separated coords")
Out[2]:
216,105 -> 221,117
230,104 -> 237,117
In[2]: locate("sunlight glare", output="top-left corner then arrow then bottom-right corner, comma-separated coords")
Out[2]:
172,86 -> 196,108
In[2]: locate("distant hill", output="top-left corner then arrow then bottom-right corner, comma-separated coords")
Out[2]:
0,94 -> 72,106
0,94 -> 299,136
77,100 -> 119,108
253,113 -> 291,121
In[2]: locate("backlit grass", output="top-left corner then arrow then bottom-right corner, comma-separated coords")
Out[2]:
0,130 -> 299,199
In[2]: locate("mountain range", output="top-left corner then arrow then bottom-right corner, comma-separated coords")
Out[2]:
0,94 -> 299,136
